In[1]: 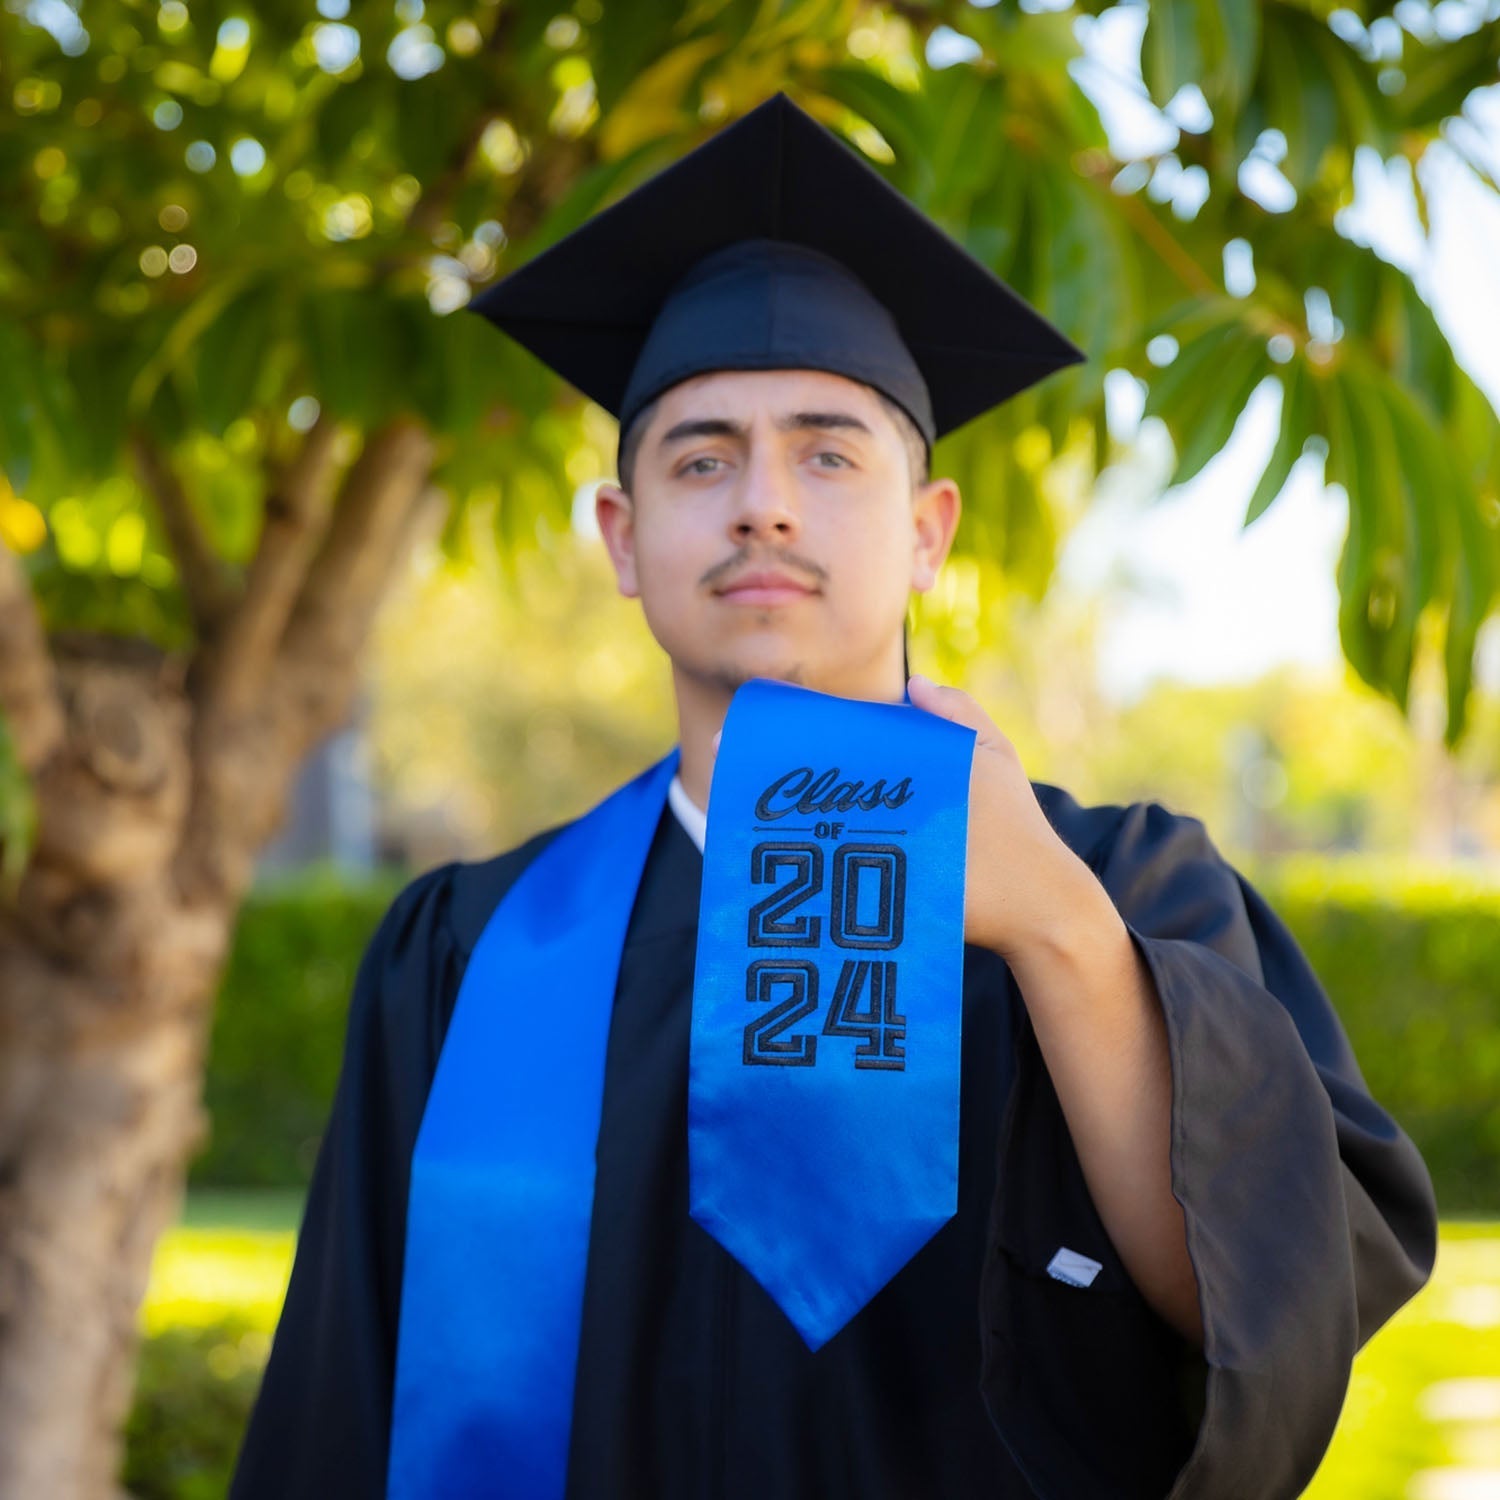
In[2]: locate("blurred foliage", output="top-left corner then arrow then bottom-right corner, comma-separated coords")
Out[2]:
365,477 -> 678,864
123,1200 -> 1500,1500
123,1316 -> 270,1500
1,0 -> 1498,767
188,868 -> 403,1186
1253,855 -> 1500,1213
0,712 -> 37,897
198,844 -> 1500,1209
126,1201 -> 299,1500
369,521 -> 1500,862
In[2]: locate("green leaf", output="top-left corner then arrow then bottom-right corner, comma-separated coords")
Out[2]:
590,0 -> 694,114
394,71 -> 481,184
406,299 -> 525,435
1244,359 -> 1309,527
1261,11 -> 1341,190
1211,0 -> 1261,117
1318,371 -> 1383,691
0,710 -> 37,899
923,68 -> 1013,224
302,290 -> 415,427
1167,339 -> 1266,489
1304,18 -> 1397,159
1141,318 -> 1262,489
1387,276 -> 1455,420
517,141 -> 673,261
1141,0 -> 1204,109
1394,24 -> 1500,130
71,331 -> 142,482
194,280 -> 284,437
595,36 -> 728,160
1342,363 -> 1421,709
1262,25 -> 1304,169
816,67 -> 932,186
315,76 -> 391,170
1141,315 -> 1242,422
1044,168 -> 1134,367
1442,474 -> 1495,747
0,322 -> 39,493
967,142 -> 1032,280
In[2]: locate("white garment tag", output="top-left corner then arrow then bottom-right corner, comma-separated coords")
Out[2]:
1046,1247 -> 1103,1288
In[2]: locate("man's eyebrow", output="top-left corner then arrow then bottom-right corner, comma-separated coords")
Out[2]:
656,410 -> 875,448
774,410 -> 874,437
658,417 -> 748,447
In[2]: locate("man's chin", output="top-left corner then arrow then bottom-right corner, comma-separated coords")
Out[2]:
675,649 -> 811,695
710,660 -> 807,693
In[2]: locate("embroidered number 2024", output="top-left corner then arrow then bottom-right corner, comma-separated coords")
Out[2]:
743,841 -> 908,1071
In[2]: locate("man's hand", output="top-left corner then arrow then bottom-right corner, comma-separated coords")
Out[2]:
905,673 -> 1104,964
907,673 -> 1204,1347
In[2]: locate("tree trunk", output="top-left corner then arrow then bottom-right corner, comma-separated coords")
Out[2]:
0,641 -> 247,1495
0,416 -> 436,1498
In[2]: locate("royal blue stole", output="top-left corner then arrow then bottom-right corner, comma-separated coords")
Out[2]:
387,680 -> 975,1498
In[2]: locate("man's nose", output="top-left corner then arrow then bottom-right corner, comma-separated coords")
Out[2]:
730,451 -> 800,543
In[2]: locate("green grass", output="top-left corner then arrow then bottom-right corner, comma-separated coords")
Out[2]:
174,1188 -> 306,1233
1305,1221 -> 1500,1499
138,1193 -> 301,1338
140,1197 -> 1500,1496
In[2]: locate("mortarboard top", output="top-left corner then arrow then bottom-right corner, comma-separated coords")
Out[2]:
467,92 -> 1085,452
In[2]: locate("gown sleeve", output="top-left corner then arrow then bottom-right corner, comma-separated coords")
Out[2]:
227,861 -> 465,1500
977,797 -> 1439,1500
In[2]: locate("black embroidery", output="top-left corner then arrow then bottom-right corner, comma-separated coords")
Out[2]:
754,767 -> 916,821
821,959 -> 906,1071
742,959 -> 820,1066
829,844 -> 905,951
747,842 -> 823,948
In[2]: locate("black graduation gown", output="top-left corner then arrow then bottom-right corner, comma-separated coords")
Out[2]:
227,780 -> 1438,1500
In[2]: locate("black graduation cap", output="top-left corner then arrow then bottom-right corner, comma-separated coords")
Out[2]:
467,92 -> 1085,451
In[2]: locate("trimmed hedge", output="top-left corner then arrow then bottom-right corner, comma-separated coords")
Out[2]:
123,1319 -> 268,1500
1243,854 -> 1500,1218
193,855 -> 1500,1213
190,864 -> 404,1189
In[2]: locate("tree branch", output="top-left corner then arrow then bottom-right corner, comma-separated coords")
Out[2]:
0,543 -> 65,773
198,411 -> 344,718
171,419 -> 434,904
275,416 -> 437,735
127,429 -> 240,638
1070,149 -> 1304,346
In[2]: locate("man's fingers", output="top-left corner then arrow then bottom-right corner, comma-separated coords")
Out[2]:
907,674 -> 1005,749
908,673 -> 982,728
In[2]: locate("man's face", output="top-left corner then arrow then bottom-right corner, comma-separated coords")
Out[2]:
595,368 -> 960,703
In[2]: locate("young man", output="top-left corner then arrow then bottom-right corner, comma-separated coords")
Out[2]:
230,95 -> 1436,1499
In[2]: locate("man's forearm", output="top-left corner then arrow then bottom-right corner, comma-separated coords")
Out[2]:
1004,874 -> 1205,1347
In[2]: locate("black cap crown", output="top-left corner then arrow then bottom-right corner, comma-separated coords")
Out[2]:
468,92 -> 1085,445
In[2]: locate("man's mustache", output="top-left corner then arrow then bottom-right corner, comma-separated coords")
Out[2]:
699,547 -> 829,590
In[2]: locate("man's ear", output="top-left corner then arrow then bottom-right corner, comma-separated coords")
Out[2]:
911,476 -> 961,593
595,481 -> 640,598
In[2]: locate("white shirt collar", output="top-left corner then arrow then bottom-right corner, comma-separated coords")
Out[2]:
667,772 -> 707,853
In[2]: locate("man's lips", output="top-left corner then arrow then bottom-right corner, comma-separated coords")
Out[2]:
713,570 -> 821,605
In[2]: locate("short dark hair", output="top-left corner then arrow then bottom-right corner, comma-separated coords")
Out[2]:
876,390 -> 931,488
616,391 -> 662,496
614,380 -> 930,493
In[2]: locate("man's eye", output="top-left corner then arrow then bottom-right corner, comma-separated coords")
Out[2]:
683,456 -> 723,475
814,451 -> 851,468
